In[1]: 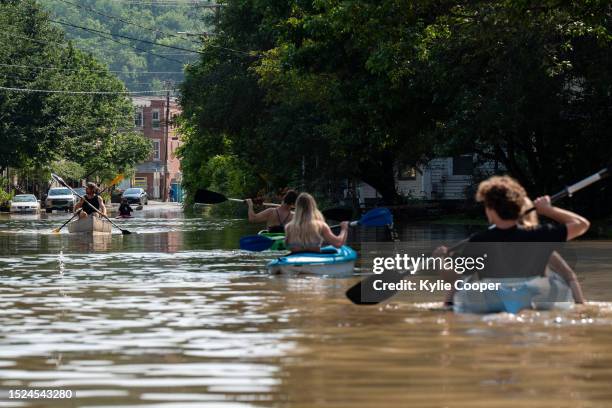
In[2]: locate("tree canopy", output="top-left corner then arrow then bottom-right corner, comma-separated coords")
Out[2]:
0,0 -> 151,184
40,0 -> 214,91
180,0 -> 611,212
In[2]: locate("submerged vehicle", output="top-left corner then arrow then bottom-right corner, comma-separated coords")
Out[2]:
122,188 -> 148,205
45,187 -> 76,213
10,194 -> 40,213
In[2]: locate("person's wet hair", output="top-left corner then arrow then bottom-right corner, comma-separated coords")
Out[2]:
283,189 -> 298,206
475,176 -> 526,220
86,182 -> 99,194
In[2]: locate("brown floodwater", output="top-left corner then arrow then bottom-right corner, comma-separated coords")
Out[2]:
0,205 -> 611,407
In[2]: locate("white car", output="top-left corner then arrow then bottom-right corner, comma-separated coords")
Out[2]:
10,194 -> 40,213
45,187 -> 76,213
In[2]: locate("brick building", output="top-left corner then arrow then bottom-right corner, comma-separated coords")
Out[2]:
131,96 -> 182,201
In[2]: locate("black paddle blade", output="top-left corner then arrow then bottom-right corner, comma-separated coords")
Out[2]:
346,270 -> 404,305
121,229 -> 132,235
322,207 -> 354,221
193,189 -> 227,204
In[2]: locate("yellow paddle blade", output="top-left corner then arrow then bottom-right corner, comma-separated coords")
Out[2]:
109,173 -> 125,186
51,228 -> 60,234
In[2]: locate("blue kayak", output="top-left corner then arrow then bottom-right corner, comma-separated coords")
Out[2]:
267,245 -> 357,276
453,271 -> 574,314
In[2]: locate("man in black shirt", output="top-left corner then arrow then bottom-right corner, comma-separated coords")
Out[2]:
434,176 -> 590,312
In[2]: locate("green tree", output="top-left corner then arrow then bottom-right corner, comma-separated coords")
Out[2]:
40,0 -> 214,91
421,1 -> 612,196
0,0 -> 151,184
180,0 -> 612,210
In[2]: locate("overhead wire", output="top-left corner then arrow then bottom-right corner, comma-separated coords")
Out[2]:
0,64 -> 184,75
0,86 -> 173,95
53,0 -> 205,47
49,19 -> 192,63
51,18 -> 254,56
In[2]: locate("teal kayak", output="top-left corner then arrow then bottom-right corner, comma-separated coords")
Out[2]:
258,230 -> 287,251
453,271 -> 574,314
267,245 -> 357,276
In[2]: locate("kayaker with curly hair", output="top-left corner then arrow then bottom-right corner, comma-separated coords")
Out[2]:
434,175 -> 590,312
285,193 -> 349,253
245,189 -> 298,233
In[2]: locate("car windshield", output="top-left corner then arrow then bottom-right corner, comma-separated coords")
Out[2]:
74,188 -> 86,195
13,195 -> 36,202
124,188 -> 142,194
49,188 -> 71,196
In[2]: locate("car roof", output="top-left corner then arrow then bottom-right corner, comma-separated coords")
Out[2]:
15,194 -> 36,197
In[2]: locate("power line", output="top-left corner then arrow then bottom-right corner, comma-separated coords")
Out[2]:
48,18 -> 253,57
50,18 -> 204,55
54,0 -> 204,47
0,63 -> 184,75
0,86 -> 173,95
0,31 -> 67,48
1,26 -> 185,65
63,24 -> 187,64
94,0 -> 220,7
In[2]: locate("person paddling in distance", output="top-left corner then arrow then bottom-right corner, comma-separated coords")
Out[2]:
434,176 -> 590,310
284,193 -> 349,252
246,189 -> 298,233
118,198 -> 133,218
74,182 -> 107,219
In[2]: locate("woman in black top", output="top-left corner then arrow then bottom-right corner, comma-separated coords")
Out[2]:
246,189 -> 298,233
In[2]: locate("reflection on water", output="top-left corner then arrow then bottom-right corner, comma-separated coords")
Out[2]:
0,206 -> 611,407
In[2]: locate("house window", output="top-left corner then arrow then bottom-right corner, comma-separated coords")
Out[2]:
134,109 -> 143,128
152,140 -> 160,160
452,155 -> 473,176
397,165 -> 417,180
152,110 -> 160,129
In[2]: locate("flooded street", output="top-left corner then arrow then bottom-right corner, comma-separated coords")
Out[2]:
1,205 -> 612,407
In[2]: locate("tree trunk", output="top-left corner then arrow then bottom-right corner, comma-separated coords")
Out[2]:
357,152 -> 401,204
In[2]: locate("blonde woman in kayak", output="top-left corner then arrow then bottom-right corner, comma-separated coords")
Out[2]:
285,193 -> 349,252
245,189 -> 298,233
520,197 -> 585,303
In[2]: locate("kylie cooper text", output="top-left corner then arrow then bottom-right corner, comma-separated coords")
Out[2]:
372,254 -> 487,275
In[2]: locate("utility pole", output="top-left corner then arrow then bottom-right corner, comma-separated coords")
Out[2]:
162,80 -> 173,202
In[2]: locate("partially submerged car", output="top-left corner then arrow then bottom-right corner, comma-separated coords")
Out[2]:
10,194 -> 40,213
122,188 -> 148,205
45,187 -> 75,213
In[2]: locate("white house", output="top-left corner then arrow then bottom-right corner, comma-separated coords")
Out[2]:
355,155 -> 500,204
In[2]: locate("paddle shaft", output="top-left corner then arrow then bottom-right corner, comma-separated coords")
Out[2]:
330,220 -> 359,229
52,175 -> 130,234
52,209 -> 82,233
92,174 -> 125,195
231,198 -> 279,207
